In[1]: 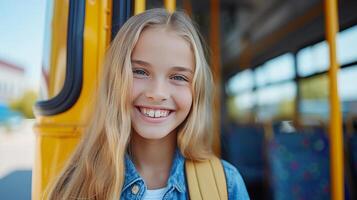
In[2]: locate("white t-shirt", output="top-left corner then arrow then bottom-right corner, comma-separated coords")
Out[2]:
142,186 -> 168,200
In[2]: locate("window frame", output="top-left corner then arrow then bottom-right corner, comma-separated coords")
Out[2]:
35,0 -> 133,116
34,0 -> 85,116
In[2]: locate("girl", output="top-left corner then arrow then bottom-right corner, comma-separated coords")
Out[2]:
47,8 -> 249,200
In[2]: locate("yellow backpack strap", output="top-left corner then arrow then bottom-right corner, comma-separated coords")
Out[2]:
185,156 -> 228,200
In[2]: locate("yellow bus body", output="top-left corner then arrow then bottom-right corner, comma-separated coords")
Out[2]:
32,0 -> 112,199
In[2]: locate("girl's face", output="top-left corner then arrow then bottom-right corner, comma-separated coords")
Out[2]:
130,27 -> 194,140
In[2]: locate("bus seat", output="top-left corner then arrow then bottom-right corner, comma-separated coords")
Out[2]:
267,130 -> 331,200
221,124 -> 265,185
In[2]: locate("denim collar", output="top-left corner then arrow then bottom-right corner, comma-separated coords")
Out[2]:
122,149 -> 186,193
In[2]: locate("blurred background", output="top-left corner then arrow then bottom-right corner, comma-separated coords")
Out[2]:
0,0 -> 45,199
1,0 -> 357,199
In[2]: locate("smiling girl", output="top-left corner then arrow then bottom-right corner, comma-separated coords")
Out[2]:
47,8 -> 249,200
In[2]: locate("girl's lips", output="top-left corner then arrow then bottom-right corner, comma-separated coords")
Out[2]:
135,105 -> 174,112
135,107 -> 173,124
137,106 -> 171,118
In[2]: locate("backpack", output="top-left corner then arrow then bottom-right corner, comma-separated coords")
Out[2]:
185,156 -> 228,200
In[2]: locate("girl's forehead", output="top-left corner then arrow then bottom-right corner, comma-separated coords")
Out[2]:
131,27 -> 195,71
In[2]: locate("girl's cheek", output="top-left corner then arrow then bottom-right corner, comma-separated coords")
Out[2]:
132,79 -> 146,100
173,86 -> 193,108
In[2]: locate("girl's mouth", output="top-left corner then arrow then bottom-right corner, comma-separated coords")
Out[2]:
135,106 -> 173,119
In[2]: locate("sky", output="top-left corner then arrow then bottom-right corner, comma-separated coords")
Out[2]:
0,0 -> 46,91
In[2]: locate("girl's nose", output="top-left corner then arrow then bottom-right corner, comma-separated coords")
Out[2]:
144,80 -> 169,102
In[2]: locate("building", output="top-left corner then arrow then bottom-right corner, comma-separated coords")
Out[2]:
0,60 -> 26,104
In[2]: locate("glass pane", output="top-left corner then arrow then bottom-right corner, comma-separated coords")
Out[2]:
255,53 -> 295,87
297,25 -> 357,77
297,41 -> 329,77
255,65 -> 266,87
256,81 -> 296,121
226,92 -> 256,123
226,69 -> 254,95
235,92 -> 255,110
40,0 -> 68,100
338,65 -> 357,116
337,25 -> 357,65
299,67 -> 357,122
299,74 -> 329,121
264,53 -> 295,83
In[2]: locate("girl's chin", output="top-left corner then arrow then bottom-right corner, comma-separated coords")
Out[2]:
132,128 -> 175,140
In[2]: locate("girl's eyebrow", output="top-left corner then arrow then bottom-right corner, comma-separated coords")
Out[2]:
171,66 -> 193,74
131,59 -> 150,67
131,59 -> 193,74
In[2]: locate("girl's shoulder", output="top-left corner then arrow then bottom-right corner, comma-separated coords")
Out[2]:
220,159 -> 250,200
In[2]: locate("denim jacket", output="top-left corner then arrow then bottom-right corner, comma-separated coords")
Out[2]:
120,150 -> 250,200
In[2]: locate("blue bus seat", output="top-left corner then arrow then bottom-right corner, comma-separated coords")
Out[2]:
221,124 -> 265,185
267,129 -> 330,200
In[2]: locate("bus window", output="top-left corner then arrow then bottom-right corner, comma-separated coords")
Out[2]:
338,66 -> 357,116
337,25 -> 357,66
227,91 -> 256,123
256,81 -> 296,121
226,69 -> 254,95
297,41 -> 329,77
263,53 -> 295,83
40,0 -> 68,101
35,0 -> 84,116
226,69 -> 255,123
255,65 -> 266,87
299,74 -> 329,122
296,24 -> 357,123
255,53 -> 295,87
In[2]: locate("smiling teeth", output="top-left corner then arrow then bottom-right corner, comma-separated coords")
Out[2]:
140,108 -> 170,118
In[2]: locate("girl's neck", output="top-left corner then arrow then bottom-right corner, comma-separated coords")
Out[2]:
130,131 -> 177,189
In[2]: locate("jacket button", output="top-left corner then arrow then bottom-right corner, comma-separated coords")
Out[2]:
131,184 -> 139,195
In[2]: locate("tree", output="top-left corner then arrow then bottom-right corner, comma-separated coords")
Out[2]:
9,90 -> 38,118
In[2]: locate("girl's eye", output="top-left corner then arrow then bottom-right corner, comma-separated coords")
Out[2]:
132,69 -> 148,76
171,75 -> 189,82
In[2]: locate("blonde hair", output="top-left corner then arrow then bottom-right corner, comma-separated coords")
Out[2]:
47,8 -> 214,200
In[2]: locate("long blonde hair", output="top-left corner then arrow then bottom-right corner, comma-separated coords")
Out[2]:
47,8 -> 214,200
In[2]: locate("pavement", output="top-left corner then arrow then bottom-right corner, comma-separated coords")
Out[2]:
0,119 -> 35,200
